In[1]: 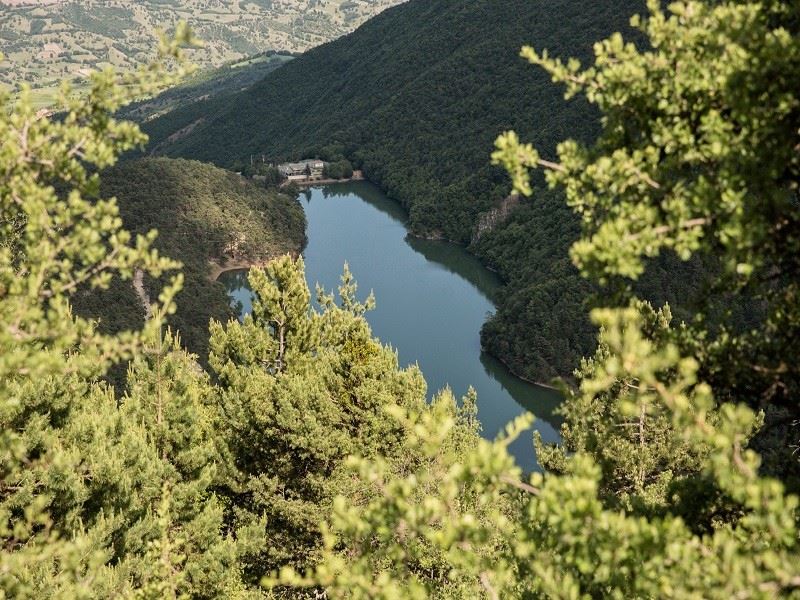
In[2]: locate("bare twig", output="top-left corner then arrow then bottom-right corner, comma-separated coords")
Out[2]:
624,218 -> 708,242
537,158 -> 566,173
632,166 -> 661,189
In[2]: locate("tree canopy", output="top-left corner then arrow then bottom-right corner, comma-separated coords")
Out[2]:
282,0 -> 800,595
73,157 -> 305,361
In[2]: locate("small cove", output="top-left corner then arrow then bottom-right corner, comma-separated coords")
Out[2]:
218,181 -> 562,470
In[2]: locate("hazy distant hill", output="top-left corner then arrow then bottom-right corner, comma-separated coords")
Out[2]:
0,0 -> 404,105
118,51 -> 295,124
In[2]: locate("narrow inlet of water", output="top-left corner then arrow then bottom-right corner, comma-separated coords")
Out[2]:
218,182 -> 562,470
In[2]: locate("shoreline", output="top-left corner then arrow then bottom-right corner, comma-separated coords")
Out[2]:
489,351 -> 563,392
399,199 -> 562,391
208,260 -> 263,282
405,230 -> 464,246
208,250 -> 301,282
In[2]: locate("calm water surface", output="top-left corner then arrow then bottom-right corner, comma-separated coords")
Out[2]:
218,182 -> 562,470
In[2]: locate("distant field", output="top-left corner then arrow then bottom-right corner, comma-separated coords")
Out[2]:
0,1 -> 64,5
0,0 -> 405,104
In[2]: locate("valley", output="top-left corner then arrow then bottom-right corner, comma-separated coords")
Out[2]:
4,0 -> 799,594
142,0 -> 649,383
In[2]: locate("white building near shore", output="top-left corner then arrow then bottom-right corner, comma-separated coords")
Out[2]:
278,159 -> 325,181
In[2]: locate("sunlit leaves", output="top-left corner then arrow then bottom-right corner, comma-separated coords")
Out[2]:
0,25 -> 209,598
499,0 -> 800,284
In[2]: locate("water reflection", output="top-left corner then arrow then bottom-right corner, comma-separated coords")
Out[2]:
405,236 -> 503,304
219,269 -> 251,319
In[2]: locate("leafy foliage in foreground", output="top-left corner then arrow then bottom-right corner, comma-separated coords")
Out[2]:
276,0 -> 800,596
0,48 -> 478,594
0,27 -> 200,597
281,308 -> 799,598
210,258 -> 421,574
493,0 -> 800,474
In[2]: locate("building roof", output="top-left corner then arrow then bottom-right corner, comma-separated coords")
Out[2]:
279,159 -> 325,171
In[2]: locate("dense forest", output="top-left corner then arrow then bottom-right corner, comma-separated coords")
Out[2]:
74,158 -> 305,359
140,0 -> 699,381
3,0 -> 800,596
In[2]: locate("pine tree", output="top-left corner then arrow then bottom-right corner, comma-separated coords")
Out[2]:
208,256 -> 432,581
118,331 -> 244,598
536,301 -> 749,529
5,1 -> 800,597
492,0 -> 800,417
0,25 -> 235,598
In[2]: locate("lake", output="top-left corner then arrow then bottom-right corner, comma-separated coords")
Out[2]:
217,181 -> 562,470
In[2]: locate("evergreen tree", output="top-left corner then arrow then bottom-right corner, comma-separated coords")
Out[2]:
118,331 -> 245,598
4,1 -> 800,597
0,26 -> 242,597
536,301 -> 748,529
278,307 -> 800,598
208,257 -> 435,581
493,0 -> 800,415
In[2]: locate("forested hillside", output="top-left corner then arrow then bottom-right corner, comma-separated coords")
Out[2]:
118,51 -> 295,125
5,2 -> 800,596
143,0 -> 659,381
74,157 -> 305,359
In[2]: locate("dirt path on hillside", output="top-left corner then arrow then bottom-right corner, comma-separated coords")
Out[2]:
133,269 -> 153,320
208,250 -> 301,282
